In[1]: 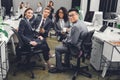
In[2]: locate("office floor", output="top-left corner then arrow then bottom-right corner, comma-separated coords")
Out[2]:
7,37 -> 119,80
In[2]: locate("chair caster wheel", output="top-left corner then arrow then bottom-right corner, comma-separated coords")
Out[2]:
72,76 -> 76,80
43,67 -> 46,70
31,75 -> 35,79
89,75 -> 92,78
13,72 -> 16,76
86,67 -> 89,71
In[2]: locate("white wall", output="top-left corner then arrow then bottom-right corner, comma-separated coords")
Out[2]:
117,0 -> 120,14
0,0 -> 1,8
80,0 -> 88,19
13,0 -> 72,13
90,0 -> 100,11
50,0 -> 71,12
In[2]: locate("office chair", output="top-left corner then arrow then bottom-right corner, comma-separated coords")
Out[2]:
49,27 -> 56,38
11,27 -> 45,78
70,30 -> 95,80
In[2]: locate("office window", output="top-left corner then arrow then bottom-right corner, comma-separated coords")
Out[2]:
72,0 -> 81,8
99,0 -> 118,12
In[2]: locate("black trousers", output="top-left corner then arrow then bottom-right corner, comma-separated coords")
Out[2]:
35,40 -> 50,61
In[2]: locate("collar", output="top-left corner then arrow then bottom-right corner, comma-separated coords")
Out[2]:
42,15 -> 47,21
72,20 -> 79,24
25,17 -> 30,22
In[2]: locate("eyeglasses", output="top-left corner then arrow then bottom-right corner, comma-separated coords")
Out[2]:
68,13 -> 78,17
59,11 -> 63,14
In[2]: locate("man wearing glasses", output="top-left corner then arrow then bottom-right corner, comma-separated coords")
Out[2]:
49,8 -> 88,73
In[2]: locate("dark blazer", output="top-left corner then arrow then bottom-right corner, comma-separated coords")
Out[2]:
33,15 -> 53,38
18,17 -> 38,44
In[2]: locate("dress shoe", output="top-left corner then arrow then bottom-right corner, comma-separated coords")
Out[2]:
48,67 -> 64,73
62,63 -> 71,67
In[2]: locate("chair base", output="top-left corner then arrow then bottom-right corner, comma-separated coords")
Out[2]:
70,66 -> 92,80
13,61 -> 45,78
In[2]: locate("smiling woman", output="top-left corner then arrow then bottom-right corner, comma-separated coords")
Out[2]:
24,8 -> 33,19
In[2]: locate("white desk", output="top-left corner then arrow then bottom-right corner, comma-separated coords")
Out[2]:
0,41 -> 9,79
101,41 -> 120,77
103,41 -> 120,62
0,19 -> 20,80
89,27 -> 120,77
3,19 -> 20,54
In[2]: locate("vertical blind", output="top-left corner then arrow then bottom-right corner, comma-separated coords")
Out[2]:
99,0 -> 118,12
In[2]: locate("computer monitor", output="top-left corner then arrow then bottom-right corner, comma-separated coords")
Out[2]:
84,11 -> 94,22
93,12 -> 103,26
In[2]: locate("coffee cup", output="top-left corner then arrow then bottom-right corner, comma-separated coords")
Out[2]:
63,28 -> 66,32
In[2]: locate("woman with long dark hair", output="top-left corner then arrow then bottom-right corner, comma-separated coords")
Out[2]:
54,7 -> 71,41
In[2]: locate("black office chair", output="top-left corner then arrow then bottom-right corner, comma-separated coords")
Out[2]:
70,30 -> 95,80
11,27 -> 45,78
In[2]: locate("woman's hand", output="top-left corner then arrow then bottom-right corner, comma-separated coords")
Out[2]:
30,41 -> 38,46
66,28 -> 71,32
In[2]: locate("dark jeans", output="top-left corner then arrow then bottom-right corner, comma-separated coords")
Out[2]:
55,44 -> 70,70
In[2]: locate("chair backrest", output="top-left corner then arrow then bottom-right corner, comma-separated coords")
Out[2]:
82,30 -> 95,53
11,27 -> 24,48
84,30 -> 95,43
80,30 -> 95,62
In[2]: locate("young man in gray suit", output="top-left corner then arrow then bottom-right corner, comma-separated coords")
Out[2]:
49,8 -> 88,73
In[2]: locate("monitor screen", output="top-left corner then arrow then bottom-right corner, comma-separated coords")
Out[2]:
84,11 -> 94,22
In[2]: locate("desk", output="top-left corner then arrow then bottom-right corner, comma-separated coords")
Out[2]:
0,41 -> 9,79
0,19 -> 20,80
101,41 -> 120,77
3,19 -> 20,54
89,27 -> 120,77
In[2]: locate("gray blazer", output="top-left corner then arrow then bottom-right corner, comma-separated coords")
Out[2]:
54,20 -> 70,34
63,20 -> 88,55
69,20 -> 88,45
64,20 -> 88,55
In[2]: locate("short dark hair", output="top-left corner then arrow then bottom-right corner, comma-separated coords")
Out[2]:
68,8 -> 79,14
44,7 -> 51,11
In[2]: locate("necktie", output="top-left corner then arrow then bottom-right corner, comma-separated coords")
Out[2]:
41,19 -> 45,28
39,19 -> 45,33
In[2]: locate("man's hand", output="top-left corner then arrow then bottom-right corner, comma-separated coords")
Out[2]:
40,28 -> 45,33
30,41 -> 37,46
38,36 -> 44,40
61,31 -> 66,35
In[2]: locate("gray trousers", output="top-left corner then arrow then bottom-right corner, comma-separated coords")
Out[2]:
55,44 -> 70,70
